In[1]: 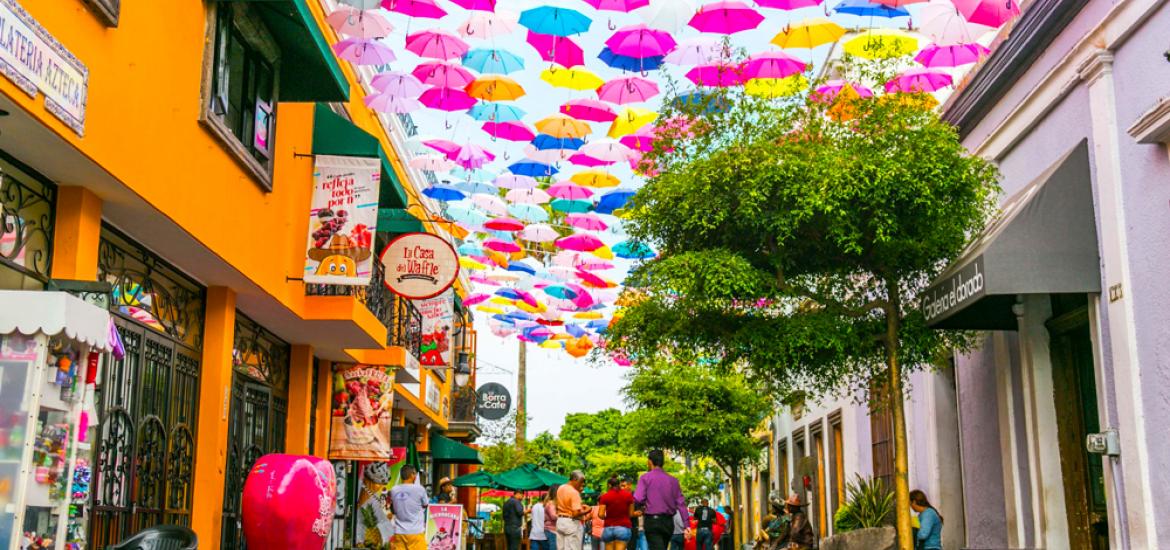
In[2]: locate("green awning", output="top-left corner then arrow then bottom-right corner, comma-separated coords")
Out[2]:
378,208 -> 425,234
312,104 -> 409,209
430,434 -> 483,465
220,0 -> 349,102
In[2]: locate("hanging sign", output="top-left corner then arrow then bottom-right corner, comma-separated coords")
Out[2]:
425,504 -> 465,550
380,232 -> 460,299
416,290 -> 454,367
0,0 -> 89,135
329,364 -> 395,461
475,382 -> 511,421
304,155 -> 381,286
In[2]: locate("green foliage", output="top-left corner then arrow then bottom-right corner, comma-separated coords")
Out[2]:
561,408 -> 635,455
678,461 -> 723,500
526,431 -> 584,475
587,451 -> 651,492
834,475 -> 895,532
482,441 -> 526,473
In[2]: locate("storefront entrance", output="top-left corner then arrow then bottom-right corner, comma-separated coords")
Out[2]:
1048,294 -> 1108,550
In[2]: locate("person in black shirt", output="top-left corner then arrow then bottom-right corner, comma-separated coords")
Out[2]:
692,499 -> 716,550
504,491 -> 526,550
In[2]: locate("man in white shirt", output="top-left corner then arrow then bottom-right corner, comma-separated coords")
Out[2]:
389,466 -> 430,550
531,497 -> 549,550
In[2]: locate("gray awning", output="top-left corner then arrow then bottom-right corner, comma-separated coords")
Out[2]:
922,141 -> 1100,330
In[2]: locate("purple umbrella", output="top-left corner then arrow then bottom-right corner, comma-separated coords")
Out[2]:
406,29 -> 470,60
742,51 -> 807,80
914,43 -> 991,68
597,76 -> 660,104
569,154 -> 615,167
686,63 -> 743,87
412,61 -> 476,88
664,37 -> 724,66
455,143 -> 493,169
419,87 -> 478,111
382,0 -> 447,19
688,1 -> 764,35
605,24 -> 678,58
365,93 -> 423,114
482,121 -> 537,142
333,38 -> 396,65
812,80 -> 874,102
561,99 -> 618,122
495,175 -> 540,190
884,68 -> 953,93
526,32 -> 585,68
370,71 -> 427,96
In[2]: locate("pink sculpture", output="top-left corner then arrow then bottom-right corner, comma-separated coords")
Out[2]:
242,454 -> 337,550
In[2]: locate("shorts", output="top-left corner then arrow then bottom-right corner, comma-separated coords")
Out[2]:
390,533 -> 427,550
602,526 -> 632,542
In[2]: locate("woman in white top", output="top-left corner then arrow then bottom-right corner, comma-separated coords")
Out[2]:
531,499 -> 549,550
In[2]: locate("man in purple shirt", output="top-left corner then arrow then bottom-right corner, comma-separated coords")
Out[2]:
634,450 -> 690,550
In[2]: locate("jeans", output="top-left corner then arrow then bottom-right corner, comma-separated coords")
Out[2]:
669,534 -> 684,550
531,539 -> 551,550
695,528 -> 713,550
602,527 -> 632,542
506,531 -> 523,550
547,530 -> 558,550
643,515 -> 674,550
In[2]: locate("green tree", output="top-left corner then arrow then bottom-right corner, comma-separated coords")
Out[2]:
560,408 -> 633,455
609,60 -> 999,550
584,451 -> 649,493
482,441 -> 527,473
678,461 -> 722,501
525,431 -> 583,475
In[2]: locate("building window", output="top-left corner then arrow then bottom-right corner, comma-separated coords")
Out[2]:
203,2 -> 280,189
811,422 -> 827,537
0,156 -> 55,289
870,386 -> 895,490
82,0 -> 121,26
829,412 -> 845,530
777,441 -> 789,497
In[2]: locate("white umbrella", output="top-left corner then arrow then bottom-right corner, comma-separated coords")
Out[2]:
918,2 -> 996,46
664,36 -> 723,65
579,139 -> 633,163
495,174 -> 540,190
524,145 -> 574,164
637,0 -> 697,34
519,223 -> 560,242
370,71 -> 427,96
410,154 -> 456,171
364,93 -> 422,114
506,188 -> 552,204
458,10 -> 518,39
338,0 -> 382,9
472,194 -> 508,215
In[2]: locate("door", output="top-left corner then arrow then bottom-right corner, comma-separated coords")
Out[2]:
220,374 -> 288,550
1048,296 -> 1108,550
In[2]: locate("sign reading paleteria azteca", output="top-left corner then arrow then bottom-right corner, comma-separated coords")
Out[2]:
380,232 -> 460,299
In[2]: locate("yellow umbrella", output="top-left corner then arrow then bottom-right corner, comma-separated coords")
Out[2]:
591,246 -> 615,261
540,340 -> 565,349
466,75 -> 526,101
574,311 -> 604,320
477,306 -> 506,314
843,29 -> 919,59
489,296 -> 516,306
744,75 -> 809,99
540,66 -> 605,91
608,107 -> 658,138
459,257 -> 488,270
771,18 -> 845,49
516,299 -> 547,313
570,170 -> 620,188
550,333 -> 573,341
536,114 -> 592,138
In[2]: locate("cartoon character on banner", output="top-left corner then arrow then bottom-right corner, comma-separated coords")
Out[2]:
419,324 -> 450,366
242,454 -> 336,550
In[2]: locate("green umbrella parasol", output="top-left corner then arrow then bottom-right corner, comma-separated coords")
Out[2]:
452,471 -> 497,488
494,463 -> 569,491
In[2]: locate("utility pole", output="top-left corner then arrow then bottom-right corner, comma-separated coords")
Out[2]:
515,341 -> 527,450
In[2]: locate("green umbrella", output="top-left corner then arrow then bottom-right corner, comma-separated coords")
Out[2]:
494,464 -> 569,491
452,471 -> 497,488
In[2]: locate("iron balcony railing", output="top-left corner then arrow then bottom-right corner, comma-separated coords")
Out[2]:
305,260 -> 422,360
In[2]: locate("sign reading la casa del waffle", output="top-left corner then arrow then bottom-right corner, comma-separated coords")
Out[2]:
380,232 -> 459,300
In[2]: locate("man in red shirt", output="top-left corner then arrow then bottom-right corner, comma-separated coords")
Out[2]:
598,477 -> 635,550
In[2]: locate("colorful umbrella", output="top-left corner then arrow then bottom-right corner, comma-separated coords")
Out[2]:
597,76 -> 660,104
495,174 -> 540,189
664,37 -> 724,65
462,293 -> 491,307
520,223 -> 560,242
449,0 -> 496,11
598,48 -> 665,72
383,0 -> 447,18
570,170 -> 620,188
914,43 -> 990,68
541,66 -> 606,91
454,143 -> 493,169
569,154 -> 614,167
672,91 -> 730,114
771,17 -> 845,49
608,107 -> 658,137
460,257 -> 489,270
548,181 -> 595,200
579,139 -> 633,162
756,0 -> 822,8
613,240 -> 655,259
519,6 -> 592,37
606,24 -> 678,58
423,138 -> 461,156
419,87 -> 478,111
833,0 -> 909,18
952,0 -> 1020,27
484,216 -> 525,232
508,161 -> 559,177
561,99 -> 618,122
536,114 -> 593,138
410,154 -> 456,171
687,63 -> 743,87
341,0 -> 382,8
688,1 -> 765,34
587,0 -> 650,11
843,29 -> 919,59
918,3 -> 995,45
619,129 -> 656,152
459,11 -> 519,39
406,29 -> 470,60
413,62 -> 476,88
638,0 -> 697,33
885,68 -> 953,93
743,51 -> 807,80
466,75 -> 527,101
744,75 -> 808,98
328,7 -> 394,38
333,38 -> 397,65
566,213 -> 608,231
556,233 -> 605,252
423,184 -> 466,201
482,121 -> 536,141
510,203 -> 551,222
527,32 -> 586,68
370,71 -> 426,96
462,48 -> 526,74
365,93 -> 423,113
484,238 -> 522,253
472,194 -> 508,215
469,102 -> 527,122
551,199 -> 593,213
595,189 -> 636,214
506,188 -> 552,204
812,80 -> 874,102
544,285 -> 580,300
533,134 -> 584,151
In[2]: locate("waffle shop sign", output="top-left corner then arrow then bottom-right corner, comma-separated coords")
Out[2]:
380,233 -> 459,300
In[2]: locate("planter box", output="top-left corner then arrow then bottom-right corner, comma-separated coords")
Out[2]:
819,527 -> 895,550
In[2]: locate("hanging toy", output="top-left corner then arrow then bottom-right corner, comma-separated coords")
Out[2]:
78,352 -> 100,443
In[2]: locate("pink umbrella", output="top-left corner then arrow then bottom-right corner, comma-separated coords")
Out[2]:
383,0 -> 447,19
365,93 -> 423,114
686,63 -> 743,87
885,68 -> 953,93
328,7 -> 394,38
524,146 -> 574,165
812,80 -> 874,102
556,233 -> 605,252
455,143 -> 493,169
471,275 -> 501,286
914,43 -> 991,68
561,99 -> 618,122
569,154 -> 614,167
423,138 -> 461,156
597,76 -> 660,104
620,129 -> 657,152
664,37 -> 724,65
755,0 -> 821,8
406,29 -> 470,60
586,0 -> 650,12
548,181 -> 595,200
450,0 -> 496,11
419,87 -> 478,111
605,24 -> 678,58
527,32 -> 585,68
742,51 -> 807,80
495,175 -> 540,190
918,3 -> 995,45
575,269 -> 611,288
333,38 -> 397,65
506,188 -> 551,204
410,154 -> 456,171
370,71 -> 427,96
460,12 -> 519,39
463,293 -> 491,306
952,0 -> 1020,27
580,139 -> 633,162
484,217 -> 525,232
520,223 -> 559,242
688,1 -> 764,34
484,238 -> 522,253
473,194 -> 508,215
566,213 -> 608,231
412,62 -> 476,88
513,289 -> 540,308
482,121 -> 537,142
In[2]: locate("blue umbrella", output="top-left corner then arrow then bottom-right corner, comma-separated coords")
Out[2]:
469,102 -> 527,122
599,47 -> 665,72
565,323 -> 587,337
423,184 -> 466,201
462,48 -> 526,74
594,189 -> 635,214
507,261 -> 538,275
508,203 -> 550,222
505,311 -> 536,321
613,239 -> 656,260
672,92 -> 729,115
586,319 -> 609,332
495,288 -> 523,300
491,314 -> 517,325
532,134 -> 584,151
833,0 -> 909,18
519,6 -> 591,37
457,241 -> 485,256
544,285 -> 579,300
447,205 -> 489,226
450,167 -> 496,182
550,199 -> 592,213
508,161 -> 559,177
455,181 -> 500,195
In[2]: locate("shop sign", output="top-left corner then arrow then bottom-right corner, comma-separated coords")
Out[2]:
380,232 -> 460,300
416,290 -> 454,368
921,256 -> 986,323
475,382 -> 511,420
304,155 -> 381,286
426,377 -> 441,412
425,504 -> 465,550
329,364 -> 395,461
0,0 -> 88,136
354,447 -> 408,545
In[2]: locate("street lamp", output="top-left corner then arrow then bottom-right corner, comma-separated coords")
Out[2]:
454,352 -> 471,388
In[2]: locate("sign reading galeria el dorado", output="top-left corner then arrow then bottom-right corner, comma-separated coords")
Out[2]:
0,0 -> 89,135
380,232 -> 460,299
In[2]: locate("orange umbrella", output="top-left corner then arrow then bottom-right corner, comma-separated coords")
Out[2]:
466,75 -> 526,101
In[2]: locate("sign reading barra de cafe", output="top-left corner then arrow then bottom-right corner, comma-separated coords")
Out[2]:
0,0 -> 88,135
476,382 -> 511,421
381,232 -> 460,299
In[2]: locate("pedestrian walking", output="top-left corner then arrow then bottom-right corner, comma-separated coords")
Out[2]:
505,490 -> 527,550
557,471 -> 593,550
388,465 -> 429,550
776,495 -> 813,550
669,511 -> 686,550
599,476 -> 634,550
634,450 -> 690,550
910,490 -> 943,550
545,485 -> 560,550
692,499 -> 716,550
531,496 -> 550,550
591,499 -> 605,550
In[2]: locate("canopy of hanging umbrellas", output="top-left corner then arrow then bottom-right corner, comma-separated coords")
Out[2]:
328,0 -> 1020,361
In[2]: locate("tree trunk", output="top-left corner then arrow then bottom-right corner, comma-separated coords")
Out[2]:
516,341 -> 527,450
884,287 -> 912,550
730,464 -> 743,550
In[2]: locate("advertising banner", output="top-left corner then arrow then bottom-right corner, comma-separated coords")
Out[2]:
328,364 -> 395,461
426,504 -> 465,550
416,290 -> 454,368
305,155 -> 381,286
354,447 -> 408,545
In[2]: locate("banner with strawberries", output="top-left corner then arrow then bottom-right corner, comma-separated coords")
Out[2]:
328,364 -> 395,461
304,155 -> 381,286
416,290 -> 455,368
